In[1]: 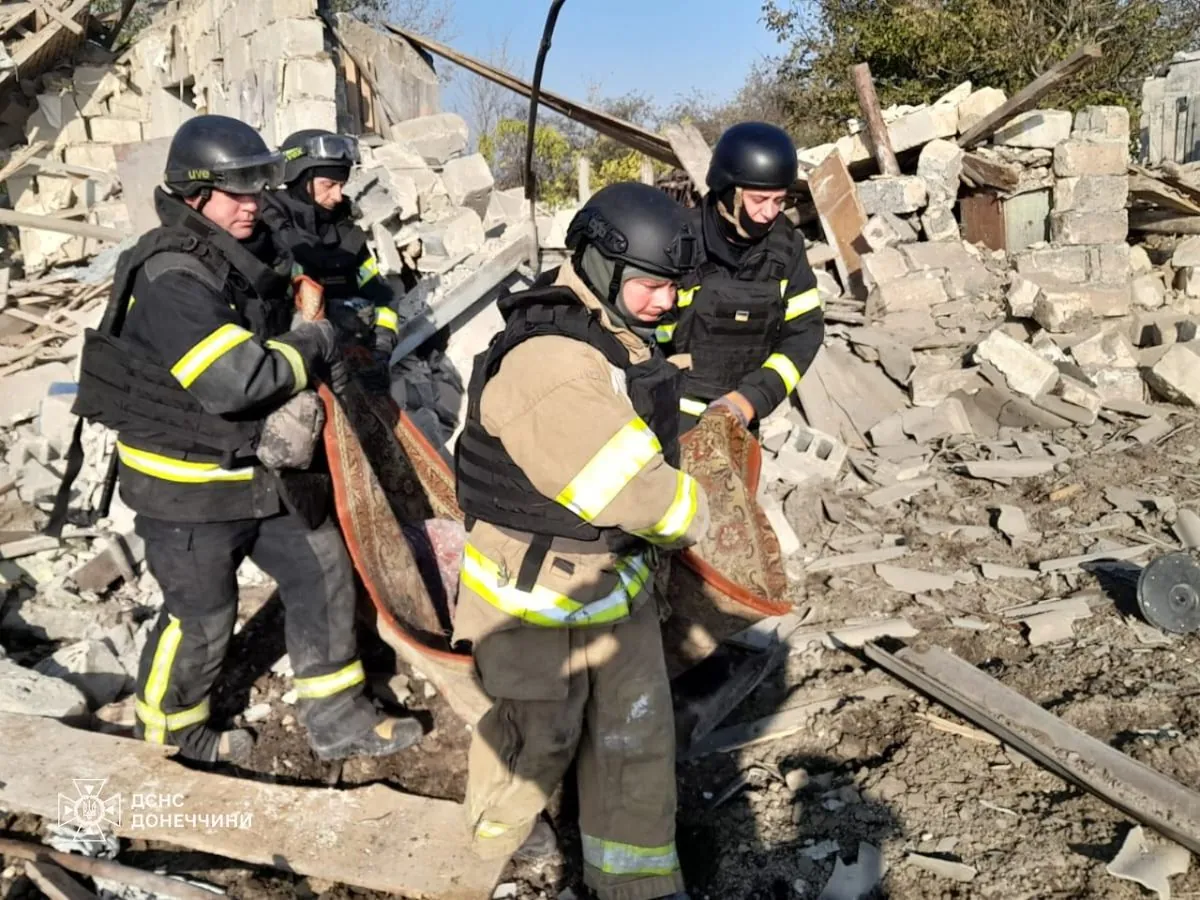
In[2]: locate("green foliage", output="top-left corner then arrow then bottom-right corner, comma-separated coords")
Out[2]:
763,0 -> 1200,141
479,118 -> 576,209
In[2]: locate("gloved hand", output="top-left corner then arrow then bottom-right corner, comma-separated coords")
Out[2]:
256,391 -> 326,470
275,319 -> 346,391
705,391 -> 755,428
374,324 -> 398,361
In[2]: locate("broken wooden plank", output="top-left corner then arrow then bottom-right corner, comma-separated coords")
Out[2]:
0,139 -> 48,185
961,152 -> 1021,192
1037,543 -> 1154,572
0,838 -> 209,900
808,150 -> 869,299
805,545 -> 909,573
23,860 -> 99,900
850,63 -> 900,177
0,208 -> 125,242
958,459 -> 1055,480
917,711 -> 1001,746
958,45 -> 1103,149
1129,172 -> 1200,216
863,642 -> 1200,856
28,0 -> 84,36
0,712 -> 506,898
662,122 -> 712,197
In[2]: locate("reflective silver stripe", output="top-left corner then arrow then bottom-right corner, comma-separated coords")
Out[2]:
461,544 -> 650,627
170,323 -> 254,388
763,353 -> 801,393
581,834 -> 680,876
679,397 -> 707,416
785,288 -> 822,321
555,418 -> 661,521
265,339 -> 307,392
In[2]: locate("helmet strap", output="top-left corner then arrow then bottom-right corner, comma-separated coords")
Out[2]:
195,186 -> 213,215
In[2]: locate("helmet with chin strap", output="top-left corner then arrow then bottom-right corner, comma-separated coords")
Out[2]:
279,129 -> 361,186
163,114 -> 284,200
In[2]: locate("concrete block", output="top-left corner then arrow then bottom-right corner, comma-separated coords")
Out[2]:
957,87 -> 1007,134
440,154 -> 495,219
862,212 -> 918,251
1131,244 -> 1154,274
1084,366 -> 1145,403
1033,392 -> 1098,425
910,365 -> 985,407
1071,327 -> 1140,368
1180,267 -> 1200,299
1008,276 -> 1041,318
34,639 -> 128,709
857,176 -> 927,215
917,139 -> 964,203
1173,236 -> 1200,268
540,207 -> 577,249
0,656 -> 88,719
1054,373 -> 1103,415
275,99 -> 337,145
1145,343 -> 1200,405
1094,243 -> 1133,284
775,423 -> 847,484
1015,245 -> 1090,283
889,106 -> 956,153
1052,175 -> 1128,212
920,205 -> 959,243
424,206 -> 485,258
74,66 -> 123,117
993,109 -> 1073,148
486,186 -> 526,229
88,117 -> 142,144
388,113 -> 469,165
903,397 -> 973,442
0,363 -> 73,425
64,143 -> 117,172
1030,277 -> 1130,331
38,382 -> 78,456
871,273 -> 948,314
1050,209 -> 1128,246
815,269 -> 843,301
1132,273 -> 1167,309
861,247 -> 910,289
282,58 -> 337,103
974,330 -> 1059,398
1053,140 -> 1129,177
36,174 -> 74,212
252,18 -> 325,61
1072,105 -> 1131,143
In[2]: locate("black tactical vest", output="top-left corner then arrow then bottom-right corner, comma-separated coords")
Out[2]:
72,227 -> 263,462
670,223 -> 797,403
455,286 -> 681,582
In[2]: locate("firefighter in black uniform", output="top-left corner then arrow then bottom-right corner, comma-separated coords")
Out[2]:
261,130 -> 399,371
658,122 -> 825,432
71,115 -> 423,764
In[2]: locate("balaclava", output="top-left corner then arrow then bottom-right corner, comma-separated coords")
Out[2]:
715,186 -> 774,244
577,244 -> 664,341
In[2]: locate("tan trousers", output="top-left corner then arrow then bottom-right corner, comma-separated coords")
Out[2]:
465,598 -> 684,900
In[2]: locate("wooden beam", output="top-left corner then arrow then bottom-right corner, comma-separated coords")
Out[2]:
0,140 -> 49,185
0,208 -> 125,242
23,860 -> 99,900
377,21 -> 682,168
0,0 -> 90,91
808,151 -> 869,299
0,712 -> 507,897
864,643 -> 1200,855
1130,174 -> 1200,215
850,63 -> 900,177
1129,210 -> 1200,235
28,0 -> 84,36
958,45 -> 1103,149
961,152 -> 1021,192
662,122 -> 713,196
0,839 -> 211,900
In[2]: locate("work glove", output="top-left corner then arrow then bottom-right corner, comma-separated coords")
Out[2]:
373,323 -> 399,361
256,391 -> 326,470
705,391 -> 755,428
275,319 -> 346,392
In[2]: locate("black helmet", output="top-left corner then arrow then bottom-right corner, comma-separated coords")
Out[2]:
566,182 -> 697,280
163,115 -> 284,197
706,122 -> 798,195
280,129 -> 361,185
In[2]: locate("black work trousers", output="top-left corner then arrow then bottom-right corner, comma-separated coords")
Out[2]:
132,511 -> 377,759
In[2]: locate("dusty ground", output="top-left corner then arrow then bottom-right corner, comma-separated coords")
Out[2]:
6,408 -> 1200,899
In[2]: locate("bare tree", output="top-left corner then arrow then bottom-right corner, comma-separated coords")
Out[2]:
329,0 -> 456,41
462,33 -> 528,150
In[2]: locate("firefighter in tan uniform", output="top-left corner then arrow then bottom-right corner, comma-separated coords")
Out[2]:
453,182 -> 707,900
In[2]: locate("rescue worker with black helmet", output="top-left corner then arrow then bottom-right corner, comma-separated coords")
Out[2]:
660,122 -> 825,432
454,182 -> 707,900
261,129 -> 399,373
71,114 -> 423,764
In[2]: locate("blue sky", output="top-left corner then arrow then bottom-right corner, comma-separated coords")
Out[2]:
438,0 -> 781,129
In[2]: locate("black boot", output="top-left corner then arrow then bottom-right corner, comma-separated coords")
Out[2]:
174,726 -> 254,764
512,818 -> 559,863
310,714 -> 424,761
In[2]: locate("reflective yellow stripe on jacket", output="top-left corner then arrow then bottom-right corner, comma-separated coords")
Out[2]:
116,442 -> 255,484
763,353 -> 801,394
634,469 -> 699,545
265,338 -> 307,392
137,614 -> 212,743
461,543 -> 652,627
679,397 -> 707,417
170,323 -> 253,388
357,255 -> 381,287
783,285 -> 822,321
555,418 -> 661,522
293,660 -> 366,700
375,307 -> 399,333
654,321 -> 676,344
677,286 -> 699,308
581,834 -> 681,876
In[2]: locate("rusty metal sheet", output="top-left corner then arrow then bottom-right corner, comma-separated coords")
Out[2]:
961,190 -> 1006,251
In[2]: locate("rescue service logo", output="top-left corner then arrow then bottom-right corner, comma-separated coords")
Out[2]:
56,779 -> 254,838
57,779 -> 121,844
